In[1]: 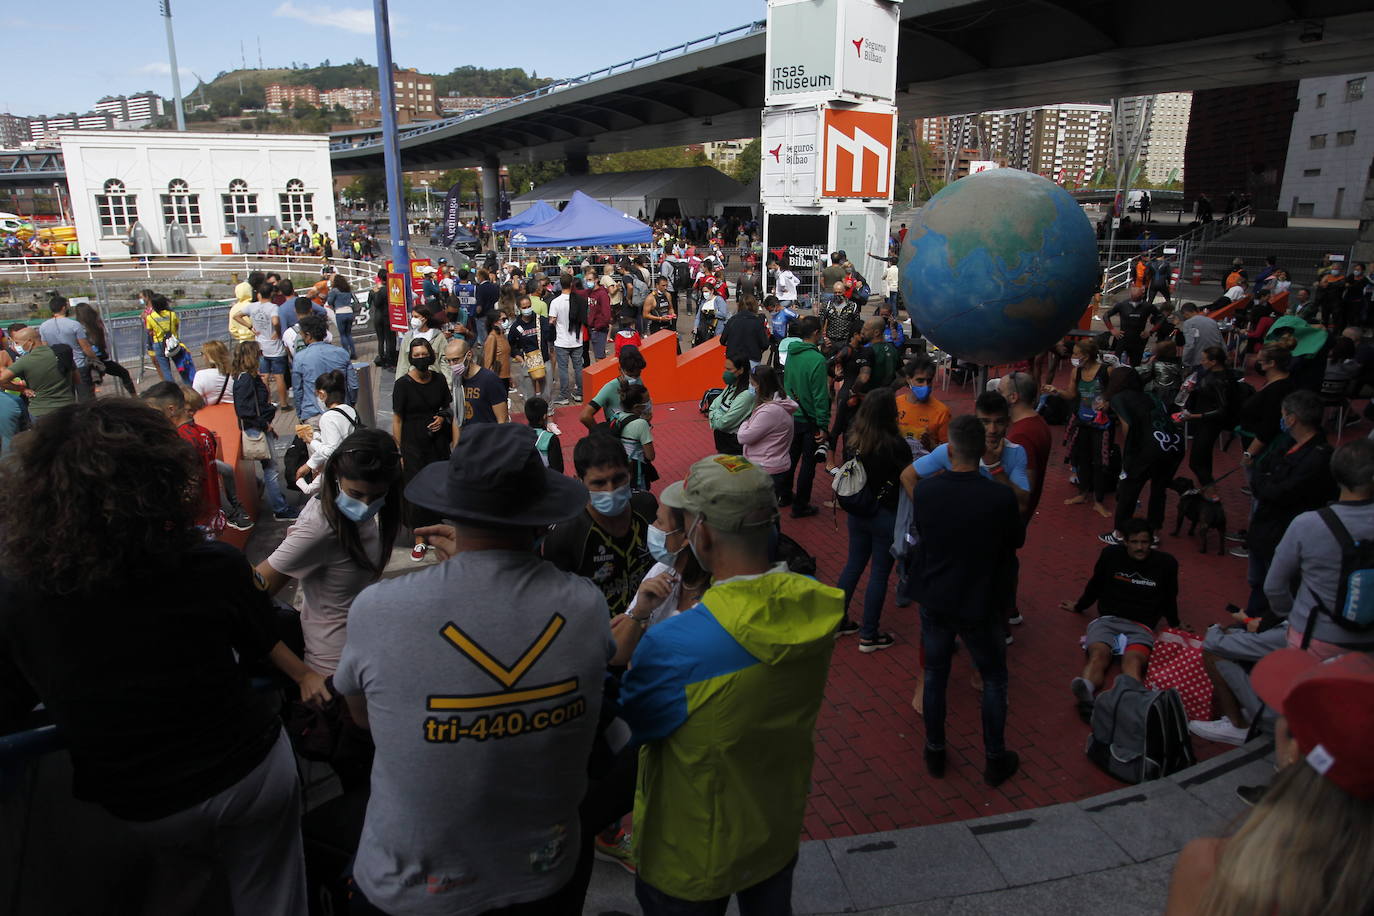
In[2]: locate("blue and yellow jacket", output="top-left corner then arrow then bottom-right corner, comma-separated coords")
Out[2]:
620,565 -> 843,900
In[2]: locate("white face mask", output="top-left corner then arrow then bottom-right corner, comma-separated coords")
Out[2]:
410,317 -> 423,331
1071,357 -> 1082,367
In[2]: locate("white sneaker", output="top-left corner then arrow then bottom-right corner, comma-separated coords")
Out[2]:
1188,716 -> 1249,746
1007,613 -> 1024,626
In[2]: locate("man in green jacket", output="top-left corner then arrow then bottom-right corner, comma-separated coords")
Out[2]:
781,315 -> 830,518
621,454 -> 843,913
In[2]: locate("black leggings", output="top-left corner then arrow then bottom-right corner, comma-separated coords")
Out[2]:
1115,455 -> 1181,532
1070,426 -> 1111,502
99,358 -> 136,395
1189,419 -> 1222,487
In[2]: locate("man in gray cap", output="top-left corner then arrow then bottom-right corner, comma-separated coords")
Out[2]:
335,423 -> 613,915
620,454 -> 843,914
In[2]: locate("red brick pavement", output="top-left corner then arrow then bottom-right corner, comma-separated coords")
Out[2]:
543,370 -> 1361,841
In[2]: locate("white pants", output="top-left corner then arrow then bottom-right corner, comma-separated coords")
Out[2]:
128,729 -> 307,916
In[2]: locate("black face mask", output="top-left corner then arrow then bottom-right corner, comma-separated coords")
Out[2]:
412,356 -> 435,371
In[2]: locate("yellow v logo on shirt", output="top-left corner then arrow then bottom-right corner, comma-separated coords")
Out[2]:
428,613 -> 578,711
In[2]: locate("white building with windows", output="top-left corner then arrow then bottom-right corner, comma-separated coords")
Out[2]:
58,130 -> 336,260
1279,73 -> 1371,219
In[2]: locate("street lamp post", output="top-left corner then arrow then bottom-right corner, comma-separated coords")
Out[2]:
53,183 -> 67,223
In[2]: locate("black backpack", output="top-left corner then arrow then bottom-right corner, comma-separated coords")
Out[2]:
775,532 -> 817,576
1085,675 -> 1196,784
671,260 -> 693,293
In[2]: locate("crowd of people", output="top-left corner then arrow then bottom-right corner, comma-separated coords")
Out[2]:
0,242 -> 1371,916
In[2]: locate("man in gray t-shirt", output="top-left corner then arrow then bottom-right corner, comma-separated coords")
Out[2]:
1179,303 -> 1222,368
336,424 -> 610,916
38,296 -> 98,399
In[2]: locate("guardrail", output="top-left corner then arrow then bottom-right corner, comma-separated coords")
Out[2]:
1101,207 -> 1255,297
329,20 -> 767,152
0,252 -> 380,286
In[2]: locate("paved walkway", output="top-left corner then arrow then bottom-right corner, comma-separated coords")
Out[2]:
582,742 -> 1275,914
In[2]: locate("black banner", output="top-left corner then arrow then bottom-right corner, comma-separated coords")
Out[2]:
440,184 -> 464,247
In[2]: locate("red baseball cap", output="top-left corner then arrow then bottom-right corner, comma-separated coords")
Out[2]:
1252,649 -> 1374,801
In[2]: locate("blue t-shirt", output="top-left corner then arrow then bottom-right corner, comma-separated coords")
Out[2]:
913,441 -> 1031,491
769,307 -> 797,339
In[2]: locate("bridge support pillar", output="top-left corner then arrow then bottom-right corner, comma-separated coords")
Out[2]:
566,151 -> 590,176
481,154 -> 500,231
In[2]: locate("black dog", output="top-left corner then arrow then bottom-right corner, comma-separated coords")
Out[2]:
1169,477 -> 1228,555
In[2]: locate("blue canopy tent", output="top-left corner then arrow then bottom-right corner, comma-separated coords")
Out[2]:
493,200 -> 558,232
509,191 -> 653,248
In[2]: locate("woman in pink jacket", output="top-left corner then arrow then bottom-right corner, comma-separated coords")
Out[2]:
736,364 -> 798,505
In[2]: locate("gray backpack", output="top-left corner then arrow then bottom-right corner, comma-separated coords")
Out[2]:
1085,675 -> 1196,784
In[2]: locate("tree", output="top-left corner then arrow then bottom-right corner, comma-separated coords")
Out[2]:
508,160 -> 567,193
589,146 -> 702,174
435,169 -> 480,195
731,138 -> 761,186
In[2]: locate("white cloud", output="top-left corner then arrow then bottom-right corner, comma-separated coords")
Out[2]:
273,2 -> 375,35
138,62 -> 195,78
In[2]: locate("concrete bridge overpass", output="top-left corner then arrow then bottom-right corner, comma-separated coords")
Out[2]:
329,0 -> 1374,183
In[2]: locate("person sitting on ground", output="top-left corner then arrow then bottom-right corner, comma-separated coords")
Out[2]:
1191,438 -> 1374,747
526,396 -> 564,474
0,399 -> 322,915
181,386 -> 252,531
613,312 -> 642,356
1164,649 -> 1374,916
1061,517 -> 1181,720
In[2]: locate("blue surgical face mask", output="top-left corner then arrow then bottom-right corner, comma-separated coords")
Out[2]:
1279,415 -> 1291,433
589,485 -> 631,517
911,384 -> 931,401
647,524 -> 682,566
335,489 -> 384,523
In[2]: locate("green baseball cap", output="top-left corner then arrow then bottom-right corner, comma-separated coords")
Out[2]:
661,454 -> 779,533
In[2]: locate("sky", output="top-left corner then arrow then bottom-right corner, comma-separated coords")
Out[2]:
3,0 -> 762,116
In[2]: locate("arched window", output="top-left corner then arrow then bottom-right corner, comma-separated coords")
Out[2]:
221,178 -> 258,233
95,178 -> 138,237
160,178 -> 202,235
279,178 -> 315,226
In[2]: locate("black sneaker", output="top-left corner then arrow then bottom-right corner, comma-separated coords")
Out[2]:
984,750 -> 1020,787
791,504 -> 819,519
777,493 -> 794,508
924,745 -> 946,778
858,633 -> 895,653
1226,530 -> 1248,542
1236,783 -> 1268,807
835,618 -> 861,638
1098,531 -> 1121,546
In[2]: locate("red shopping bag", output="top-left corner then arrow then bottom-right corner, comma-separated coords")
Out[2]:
1145,627 -> 1213,722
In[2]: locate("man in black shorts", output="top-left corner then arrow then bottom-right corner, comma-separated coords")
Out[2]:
1060,517 -> 1181,719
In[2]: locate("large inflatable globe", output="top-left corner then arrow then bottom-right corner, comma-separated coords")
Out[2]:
899,168 -> 1098,365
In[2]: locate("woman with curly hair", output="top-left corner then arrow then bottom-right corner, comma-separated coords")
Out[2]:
0,398 -> 322,914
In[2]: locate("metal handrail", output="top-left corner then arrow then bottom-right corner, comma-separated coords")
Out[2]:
329,20 -> 767,153
1101,207 -> 1254,297
0,252 -> 381,286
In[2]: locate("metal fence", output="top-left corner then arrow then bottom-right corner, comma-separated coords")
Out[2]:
0,252 -> 380,288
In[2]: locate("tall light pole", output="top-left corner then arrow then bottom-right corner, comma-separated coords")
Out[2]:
373,0 -> 410,316
159,1 -> 186,131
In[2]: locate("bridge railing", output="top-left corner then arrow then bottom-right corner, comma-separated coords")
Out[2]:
1100,207 -> 1255,298
330,20 -> 767,152
0,251 -> 380,287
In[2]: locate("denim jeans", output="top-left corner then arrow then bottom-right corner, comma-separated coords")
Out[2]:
260,434 -> 290,514
591,328 -> 608,361
0,393 -> 21,455
473,315 -> 488,349
152,349 -> 177,383
337,315 -> 356,358
920,608 -> 1009,759
636,854 -> 796,916
555,345 -> 584,402
836,507 -> 897,638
